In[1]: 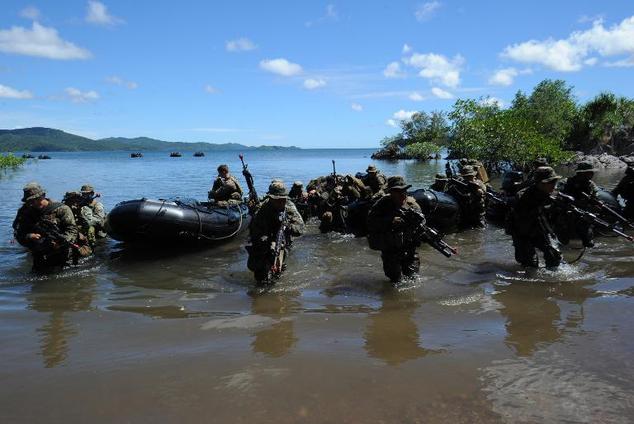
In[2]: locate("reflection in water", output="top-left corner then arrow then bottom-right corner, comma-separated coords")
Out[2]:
27,276 -> 96,368
364,288 -> 439,365
250,292 -> 299,357
494,281 -> 595,356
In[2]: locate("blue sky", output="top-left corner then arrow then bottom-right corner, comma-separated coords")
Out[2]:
0,1 -> 633,148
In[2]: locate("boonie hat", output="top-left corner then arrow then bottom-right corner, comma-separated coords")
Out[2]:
267,181 -> 289,199
533,157 -> 549,167
534,166 -> 562,183
435,173 -> 448,181
80,184 -> 94,193
460,165 -> 478,177
22,182 -> 45,202
292,181 -> 303,187
387,175 -> 411,191
366,165 -> 378,173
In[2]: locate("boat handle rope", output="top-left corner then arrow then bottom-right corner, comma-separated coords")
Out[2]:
138,199 -> 167,235
176,201 -> 246,241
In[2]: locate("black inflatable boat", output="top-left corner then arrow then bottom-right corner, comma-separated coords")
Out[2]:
410,189 -> 461,233
106,198 -> 250,244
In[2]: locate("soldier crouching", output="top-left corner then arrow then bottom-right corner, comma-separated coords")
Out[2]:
12,182 -> 83,272
246,181 -> 305,284
367,176 -> 422,283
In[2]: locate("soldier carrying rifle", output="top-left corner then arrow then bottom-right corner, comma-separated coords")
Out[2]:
12,182 -> 84,271
368,176 -> 456,283
246,181 -> 304,285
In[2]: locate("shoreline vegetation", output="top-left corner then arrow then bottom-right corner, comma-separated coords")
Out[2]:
0,153 -> 26,169
372,79 -> 634,171
0,127 -> 299,153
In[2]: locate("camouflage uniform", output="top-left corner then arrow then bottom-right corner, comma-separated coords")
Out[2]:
209,171 -> 243,202
560,162 -> 599,247
319,186 -> 348,233
429,174 -> 448,192
362,165 -> 388,195
612,166 -> 634,220
247,181 -> 304,283
367,176 -> 422,283
13,183 -> 79,271
509,167 -> 562,268
449,166 -> 487,229
289,181 -> 310,221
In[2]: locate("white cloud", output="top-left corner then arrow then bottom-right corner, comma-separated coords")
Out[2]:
65,87 -> 99,103
260,58 -> 303,77
204,84 -> 219,94
489,67 -> 518,86
86,1 -> 123,26
584,57 -> 598,66
409,92 -> 425,101
386,119 -> 398,127
383,61 -> 405,78
502,16 -> 634,71
415,1 -> 442,22
402,44 -> 412,54
604,57 -> 634,67
393,109 -> 417,121
226,37 -> 257,52
305,4 -> 339,27
0,84 -> 33,99
351,103 -> 363,112
303,78 -> 326,90
0,22 -> 91,60
404,52 -> 463,87
480,96 -> 504,107
20,6 -> 41,20
431,87 -> 453,99
106,75 -> 137,89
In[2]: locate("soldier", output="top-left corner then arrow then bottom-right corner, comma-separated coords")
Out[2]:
319,186 -> 348,233
429,174 -> 448,192
560,162 -> 599,247
12,182 -> 81,271
288,181 -> 306,201
208,164 -> 243,203
362,165 -> 388,195
449,165 -> 487,229
612,165 -> 634,220
367,176 -> 422,283
80,184 -> 107,240
509,167 -> 562,268
247,181 -> 304,284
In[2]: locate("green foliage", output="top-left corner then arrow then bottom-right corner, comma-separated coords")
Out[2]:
0,153 -> 26,169
400,111 -> 450,146
404,142 -> 441,160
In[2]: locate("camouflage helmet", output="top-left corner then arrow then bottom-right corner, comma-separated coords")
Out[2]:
534,166 -> 562,183
387,175 -> 411,191
22,182 -> 45,202
80,184 -> 95,193
533,157 -> 549,167
63,191 -> 83,202
267,180 -> 289,199
366,164 -> 378,174
292,181 -> 303,187
435,173 -> 448,181
460,165 -> 478,177
575,161 -> 597,173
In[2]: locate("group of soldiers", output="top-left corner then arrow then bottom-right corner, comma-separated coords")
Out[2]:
12,183 -> 106,271
12,158 -> 634,284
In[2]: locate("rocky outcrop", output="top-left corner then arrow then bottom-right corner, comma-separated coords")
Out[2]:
565,152 -> 629,170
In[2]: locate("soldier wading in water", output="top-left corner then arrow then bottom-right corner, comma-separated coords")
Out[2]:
13,182 -> 89,272
246,181 -> 304,284
508,167 -> 563,268
368,176 -> 423,283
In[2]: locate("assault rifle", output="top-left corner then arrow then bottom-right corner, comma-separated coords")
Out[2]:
581,192 -> 634,230
239,154 -> 259,212
553,193 -> 634,242
331,160 -> 340,186
270,211 -> 289,276
450,177 -> 505,205
400,209 -> 458,258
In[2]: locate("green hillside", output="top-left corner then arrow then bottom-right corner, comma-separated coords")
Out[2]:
0,127 -> 299,152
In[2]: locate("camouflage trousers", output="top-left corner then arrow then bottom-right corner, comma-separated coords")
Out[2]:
512,233 -> 561,268
380,248 -> 420,283
246,243 -> 288,284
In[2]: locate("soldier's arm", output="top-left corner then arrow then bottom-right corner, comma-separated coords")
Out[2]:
286,203 -> 305,236
233,177 -> 244,196
57,206 -> 79,243
92,202 -> 106,224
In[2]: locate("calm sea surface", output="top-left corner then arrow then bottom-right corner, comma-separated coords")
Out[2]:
1,150 -> 633,423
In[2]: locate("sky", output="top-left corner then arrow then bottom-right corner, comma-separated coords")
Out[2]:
0,1 -> 633,148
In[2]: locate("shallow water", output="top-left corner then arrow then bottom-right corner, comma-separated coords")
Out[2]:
1,151 -> 633,423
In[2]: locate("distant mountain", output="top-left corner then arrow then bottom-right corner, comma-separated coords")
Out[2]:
0,127 -> 299,152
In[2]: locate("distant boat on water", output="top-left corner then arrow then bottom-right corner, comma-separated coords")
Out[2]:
170,152 -> 182,157
37,154 -> 51,160
130,152 -> 143,158
193,152 -> 205,157
22,154 -> 35,159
